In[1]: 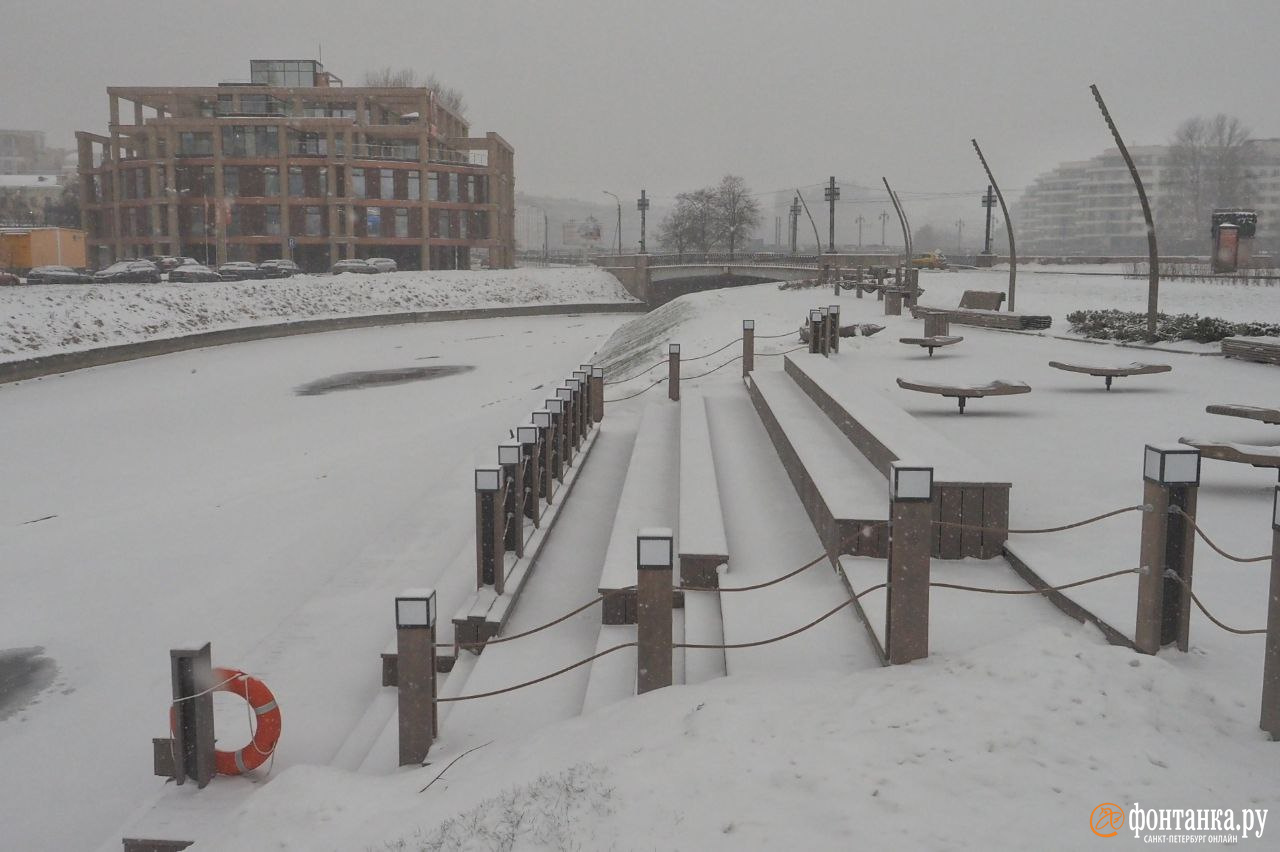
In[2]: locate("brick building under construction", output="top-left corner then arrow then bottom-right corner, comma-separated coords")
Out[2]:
76,60 -> 514,272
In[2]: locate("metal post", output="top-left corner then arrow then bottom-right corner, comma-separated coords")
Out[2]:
887,464 -> 933,664
395,589 -> 437,766
742,319 -> 755,377
636,529 -> 674,694
637,190 -> 649,254
1262,486 -> 1280,739
164,643 -> 215,787
668,344 -> 680,402
475,468 -> 505,592
828,304 -> 841,354
1135,445 -> 1200,654
971,140 -> 1017,312
824,176 -> 839,253
789,197 -> 800,255
590,367 -> 604,423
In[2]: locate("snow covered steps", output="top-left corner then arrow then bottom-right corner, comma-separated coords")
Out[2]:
783,352 -> 1012,560
678,392 -> 730,587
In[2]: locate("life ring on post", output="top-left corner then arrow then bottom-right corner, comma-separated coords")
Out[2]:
170,667 -> 281,776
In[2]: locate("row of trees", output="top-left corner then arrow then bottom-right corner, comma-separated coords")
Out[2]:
363,67 -> 466,117
656,175 -> 762,258
1158,114 -> 1258,249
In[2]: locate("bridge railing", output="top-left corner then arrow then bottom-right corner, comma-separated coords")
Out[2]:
593,251 -> 826,268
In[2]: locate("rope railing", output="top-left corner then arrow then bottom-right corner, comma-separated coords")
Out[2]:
683,553 -> 827,593
436,643 -> 638,702
602,327 -> 802,386
603,376 -> 666,403
1170,506 -> 1273,564
931,504 -> 1147,536
928,567 -> 1138,596
1165,571 -> 1266,636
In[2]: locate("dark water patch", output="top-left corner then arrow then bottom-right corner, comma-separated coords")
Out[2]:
0,647 -> 57,721
295,365 -> 474,396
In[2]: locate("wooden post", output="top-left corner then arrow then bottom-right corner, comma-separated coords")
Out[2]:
668,344 -> 681,402
533,409 -> 555,503
545,399 -> 566,482
886,464 -> 933,664
828,304 -> 841,354
1261,487 -> 1280,739
742,319 -> 755,377
395,589 -> 437,766
885,292 -> 903,316
475,468 -> 506,592
1135,445 -> 1200,654
591,368 -> 605,422
856,266 -> 864,299
636,529 -> 674,694
574,369 -> 591,433
808,309 -> 822,354
517,424 -> 541,528
499,443 -> 524,558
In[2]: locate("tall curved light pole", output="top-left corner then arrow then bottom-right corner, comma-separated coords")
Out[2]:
971,139 -> 1016,311
882,177 -> 914,294
530,203 -> 549,265
602,190 -> 622,256
795,190 -> 822,255
1090,84 -> 1158,338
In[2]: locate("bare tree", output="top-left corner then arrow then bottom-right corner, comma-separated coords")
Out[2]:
712,174 -> 760,259
1160,114 -> 1257,247
363,67 -> 467,117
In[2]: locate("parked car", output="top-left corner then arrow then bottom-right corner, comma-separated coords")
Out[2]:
258,258 -> 301,278
217,261 -> 264,281
910,251 -> 948,270
366,257 -> 398,273
147,255 -> 186,272
93,260 -> 161,283
26,265 -> 93,285
173,257 -> 202,268
0,270 -> 19,286
331,259 -> 378,275
169,263 -> 223,283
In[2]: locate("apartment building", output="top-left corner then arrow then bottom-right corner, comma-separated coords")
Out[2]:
76,60 -> 514,271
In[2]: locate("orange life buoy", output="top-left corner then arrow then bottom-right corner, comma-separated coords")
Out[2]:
170,667 -> 281,775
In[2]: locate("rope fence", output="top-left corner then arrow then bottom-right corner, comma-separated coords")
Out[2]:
1165,571 -> 1267,636
931,504 -> 1147,536
1171,506 -> 1273,564
602,326 -> 802,387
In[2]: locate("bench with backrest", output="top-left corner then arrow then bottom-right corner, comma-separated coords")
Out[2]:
1221,337 -> 1280,365
678,392 -> 730,587
1179,438 -> 1280,477
958,290 -> 1006,311
1206,404 -> 1280,425
786,352 -> 1012,558
913,289 -> 1051,331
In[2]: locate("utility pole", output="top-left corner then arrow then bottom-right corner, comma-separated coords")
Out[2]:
602,190 -> 622,255
824,176 -> 840,253
981,185 -> 996,255
856,214 -> 865,248
789,196 -> 801,255
879,210 -> 890,246
636,189 -> 649,253
955,219 -> 964,253
775,216 -> 781,249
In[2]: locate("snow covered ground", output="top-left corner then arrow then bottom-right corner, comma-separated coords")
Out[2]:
4,266 -> 1279,850
0,267 -> 636,361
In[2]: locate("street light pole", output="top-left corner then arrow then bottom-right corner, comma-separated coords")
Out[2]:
879,210 -> 890,246
824,176 -> 840,253
602,190 -> 622,256
955,219 -> 964,253
856,214 -> 865,248
637,189 -> 649,254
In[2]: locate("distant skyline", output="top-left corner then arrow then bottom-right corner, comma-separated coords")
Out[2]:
4,0 -> 1279,215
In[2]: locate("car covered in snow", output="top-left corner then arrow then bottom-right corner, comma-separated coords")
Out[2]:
26,265 -> 93,285
0,269 -> 19,286
93,260 -> 161,283
168,263 -> 223,283
257,258 -> 301,278
331,259 -> 378,275
217,261 -> 264,281
366,257 -> 398,273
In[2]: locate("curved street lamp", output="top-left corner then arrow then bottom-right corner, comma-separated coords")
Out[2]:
602,190 -> 621,256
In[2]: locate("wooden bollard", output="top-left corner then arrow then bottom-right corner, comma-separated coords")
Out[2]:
828,304 -> 841,354
1135,445 -> 1200,654
1262,486 -> 1280,738
532,408 -> 554,502
577,366 -> 592,424
590,367 -> 604,422
668,344 -> 680,401
395,589 -> 437,766
885,291 -> 903,316
808,309 -> 822,354
924,313 -> 950,337
886,463 -> 933,664
545,397 -> 568,475
856,266 -> 864,299
475,468 -> 505,592
742,319 -> 755,377
498,442 -> 524,558
819,307 -> 831,356
516,423 -> 541,527
555,388 -> 576,465
636,528 -> 674,694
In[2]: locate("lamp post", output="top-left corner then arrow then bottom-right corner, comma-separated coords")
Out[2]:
475,467 -> 504,592
636,528 -> 674,693
395,589 -> 438,765
1262,486 -> 1280,738
516,423 -> 541,527
887,463 -> 934,664
603,190 -> 622,256
1136,444 -> 1200,654
637,190 -> 649,253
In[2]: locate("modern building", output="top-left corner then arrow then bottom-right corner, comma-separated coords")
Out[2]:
1016,140 -> 1280,256
0,130 -> 71,175
76,60 -> 515,271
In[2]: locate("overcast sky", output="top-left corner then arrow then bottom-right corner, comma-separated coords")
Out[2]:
4,0 -> 1280,217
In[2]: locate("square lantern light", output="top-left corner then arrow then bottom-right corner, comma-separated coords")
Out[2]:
475,467 -> 501,492
743,319 -> 755,331
1143,444 -> 1201,486
809,309 -> 823,324
517,424 -> 539,445
579,363 -> 593,374
498,442 -> 522,466
545,398 -> 565,415
573,370 -> 588,384
669,343 -> 681,356
890,461 -> 934,502
819,306 -> 829,317
637,527 -> 674,571
1272,485 -> 1279,531
556,387 -> 574,403
591,367 -> 604,379
395,588 -> 437,629
828,304 -> 840,317
532,409 -> 552,429
565,378 -> 582,393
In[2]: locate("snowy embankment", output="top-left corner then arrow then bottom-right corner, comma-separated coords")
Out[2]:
0,267 -> 636,362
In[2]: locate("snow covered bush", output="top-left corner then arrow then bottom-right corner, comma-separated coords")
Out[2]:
1066,308 -> 1280,343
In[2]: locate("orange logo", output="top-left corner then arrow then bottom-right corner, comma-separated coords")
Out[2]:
1091,803 -> 1125,838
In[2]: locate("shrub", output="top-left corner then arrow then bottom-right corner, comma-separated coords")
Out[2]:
1065,309 -> 1280,343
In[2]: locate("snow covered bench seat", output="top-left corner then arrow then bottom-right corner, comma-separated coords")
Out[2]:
746,370 -> 889,560
899,335 -> 964,357
679,392 -> 729,587
1221,336 -> 1280,365
1205,404 -> 1280,426
598,401 -> 682,624
1048,360 -> 1171,390
785,352 -> 1012,559
1178,438 -> 1280,476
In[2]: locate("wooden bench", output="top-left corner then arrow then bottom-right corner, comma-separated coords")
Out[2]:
959,290 -> 1006,311
786,353 -> 1011,559
899,335 -> 964,357
1048,360 -> 1171,390
913,289 -> 1050,331
598,401 -> 682,624
1206,404 -> 1280,425
896,377 -> 1031,414
1221,337 -> 1280,365
679,392 -> 730,587
747,370 -> 889,559
1178,438 -> 1280,477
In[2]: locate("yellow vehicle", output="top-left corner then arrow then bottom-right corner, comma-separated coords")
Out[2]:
911,251 -> 948,269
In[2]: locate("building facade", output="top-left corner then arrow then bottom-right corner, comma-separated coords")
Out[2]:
0,130 -> 71,175
76,60 -> 515,271
1018,141 -> 1280,257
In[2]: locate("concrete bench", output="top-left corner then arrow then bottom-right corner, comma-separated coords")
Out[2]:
1179,438 -> 1280,477
679,392 -> 729,587
1221,336 -> 1280,365
1206,404 -> 1280,425
747,370 -> 889,559
899,335 -> 964,357
896,377 -> 1031,414
1048,360 -> 1171,390
786,352 -> 1011,559
598,401 -> 682,624
958,290 -> 1006,311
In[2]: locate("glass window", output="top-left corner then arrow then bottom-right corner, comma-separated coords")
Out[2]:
265,205 -> 281,236
471,175 -> 488,204
380,171 -> 393,199
470,210 -> 489,239
222,166 -> 239,197
264,166 -> 279,196
459,210 -> 468,238
303,206 -> 322,236
448,173 -> 460,201
178,132 -> 212,157
366,206 -> 381,237
227,205 -> 241,236
408,171 -> 420,201
427,172 -> 441,201
395,208 -> 408,238
288,166 -> 304,197
221,125 -> 279,157
189,203 -> 205,236
351,168 -> 365,198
